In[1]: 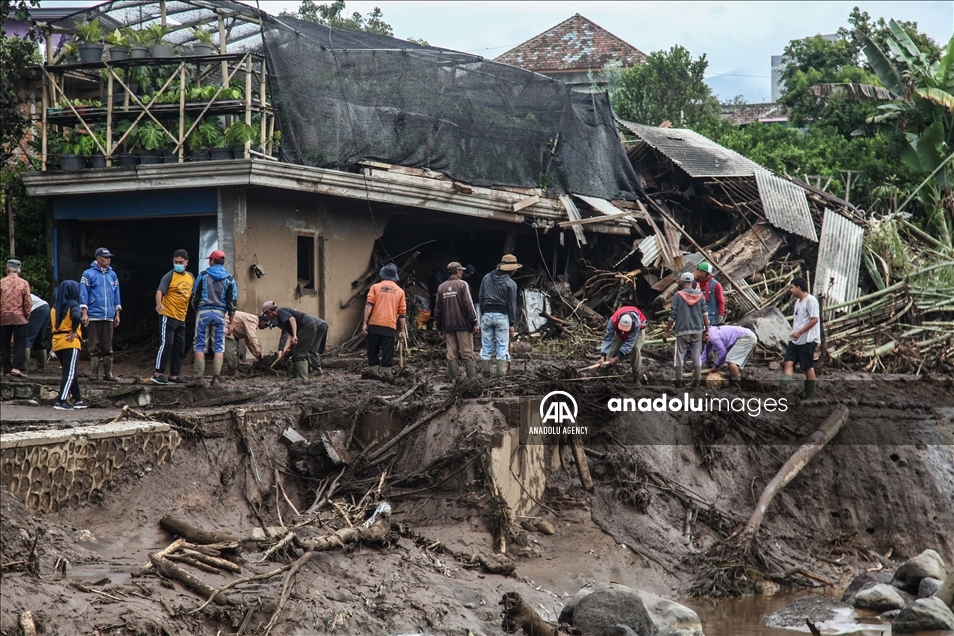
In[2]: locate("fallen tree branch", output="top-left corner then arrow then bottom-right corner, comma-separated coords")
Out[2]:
363,400 -> 455,466
132,538 -> 186,576
160,516 -> 240,545
149,553 -> 234,606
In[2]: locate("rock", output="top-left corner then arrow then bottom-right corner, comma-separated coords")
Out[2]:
918,577 -> 943,599
603,626 -> 640,636
561,584 -> 703,636
842,570 -> 893,603
535,520 -> 556,535
852,584 -> 906,612
891,597 -> 954,633
768,361 -> 781,371
936,573 -> 954,609
892,550 -> 948,593
571,589 -> 657,636
738,307 -> 790,352
880,609 -> 901,620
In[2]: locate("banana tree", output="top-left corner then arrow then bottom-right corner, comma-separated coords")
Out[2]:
812,21 -> 954,248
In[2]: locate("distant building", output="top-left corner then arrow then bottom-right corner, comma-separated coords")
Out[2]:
720,102 -> 788,126
771,34 -> 838,102
495,14 -> 646,92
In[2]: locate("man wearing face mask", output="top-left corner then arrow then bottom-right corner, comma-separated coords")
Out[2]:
151,249 -> 194,384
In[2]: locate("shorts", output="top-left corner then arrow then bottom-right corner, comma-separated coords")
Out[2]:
783,341 -> 816,370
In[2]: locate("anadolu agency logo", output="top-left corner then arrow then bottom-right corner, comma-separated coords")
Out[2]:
531,391 -> 588,435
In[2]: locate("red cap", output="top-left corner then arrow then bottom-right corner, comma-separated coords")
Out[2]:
208,249 -> 226,260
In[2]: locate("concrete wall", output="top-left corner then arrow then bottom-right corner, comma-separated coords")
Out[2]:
1,422 -> 179,513
231,188 -> 388,349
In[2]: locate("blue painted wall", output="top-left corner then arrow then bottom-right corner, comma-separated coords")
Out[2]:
53,190 -> 217,220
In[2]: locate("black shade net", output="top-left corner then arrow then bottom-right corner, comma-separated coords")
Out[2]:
52,0 -> 643,200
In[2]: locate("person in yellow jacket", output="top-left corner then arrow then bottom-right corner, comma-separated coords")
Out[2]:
50,280 -> 86,410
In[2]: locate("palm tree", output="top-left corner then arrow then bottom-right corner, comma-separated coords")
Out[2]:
812,21 -> 954,248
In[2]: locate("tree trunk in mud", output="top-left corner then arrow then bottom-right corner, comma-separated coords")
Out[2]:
149,553 -> 235,606
740,405 -> 849,542
159,515 -> 239,544
500,592 -> 561,636
569,435 -> 593,492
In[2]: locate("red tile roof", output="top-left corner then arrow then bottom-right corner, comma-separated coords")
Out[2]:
495,14 -> 646,72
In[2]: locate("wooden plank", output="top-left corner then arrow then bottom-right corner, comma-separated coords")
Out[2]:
513,194 -> 541,212
559,195 -> 587,246
559,209 -> 633,227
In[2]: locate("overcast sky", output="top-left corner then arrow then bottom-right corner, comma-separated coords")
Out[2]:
42,1 -> 953,102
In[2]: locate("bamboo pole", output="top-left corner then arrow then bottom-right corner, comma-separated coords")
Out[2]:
218,14 -> 228,88
160,0 -> 166,26
178,63 -> 186,162
106,66 -> 114,163
40,70 -> 48,171
107,66 -> 183,150
244,53 -> 252,159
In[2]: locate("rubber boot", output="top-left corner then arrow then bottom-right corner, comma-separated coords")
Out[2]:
103,356 -> 118,381
370,365 -> 380,374
448,360 -> 459,383
464,360 -> 476,379
673,366 -> 683,387
481,359 -> 492,375
24,348 -> 31,371
804,379 -> 816,399
211,358 -> 223,384
692,365 -> 702,387
289,360 -> 308,379
779,374 -> 794,394
90,357 -> 100,381
36,349 -> 47,370
496,360 -> 509,375
194,357 -> 206,379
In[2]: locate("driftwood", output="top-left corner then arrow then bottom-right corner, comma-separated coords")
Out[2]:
160,516 -> 239,545
133,538 -> 186,576
500,592 -> 561,636
569,435 -> 593,491
149,552 -> 235,606
19,611 -> 37,636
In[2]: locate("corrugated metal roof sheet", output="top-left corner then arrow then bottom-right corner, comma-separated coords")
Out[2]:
815,208 -> 864,308
620,120 -> 820,242
638,234 -> 660,267
754,168 -> 818,241
619,122 -> 754,177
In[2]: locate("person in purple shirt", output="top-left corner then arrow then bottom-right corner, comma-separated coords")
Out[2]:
707,325 -> 758,387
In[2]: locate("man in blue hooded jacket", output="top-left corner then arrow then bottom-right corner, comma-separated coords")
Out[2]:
80,247 -> 122,381
191,249 -> 237,384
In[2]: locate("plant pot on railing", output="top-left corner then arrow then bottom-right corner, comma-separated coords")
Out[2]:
60,154 -> 85,171
78,43 -> 104,63
210,147 -> 233,161
91,153 -> 107,168
108,46 -> 129,61
163,150 -> 179,163
140,149 -> 163,165
117,152 -> 139,167
231,145 -> 247,159
189,148 -> 210,162
129,46 -> 149,59
150,43 -> 173,58
189,43 -> 214,57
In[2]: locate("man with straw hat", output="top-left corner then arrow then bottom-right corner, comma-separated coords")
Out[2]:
478,254 -> 520,375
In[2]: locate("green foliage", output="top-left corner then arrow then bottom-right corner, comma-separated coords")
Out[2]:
137,121 -> 170,151
282,0 -> 393,36
190,27 -> 213,45
190,118 -> 224,148
104,29 -> 127,47
224,121 -> 255,146
1,0 -> 42,159
144,23 -> 173,45
74,19 -> 103,44
0,163 -> 49,298
609,45 -> 720,128
123,27 -> 150,47
839,8 -> 942,67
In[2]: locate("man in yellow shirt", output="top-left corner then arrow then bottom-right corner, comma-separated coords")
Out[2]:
152,250 -> 194,384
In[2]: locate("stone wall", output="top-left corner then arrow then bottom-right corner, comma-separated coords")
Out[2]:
0,422 -> 180,513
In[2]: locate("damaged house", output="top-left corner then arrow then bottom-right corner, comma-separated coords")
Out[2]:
21,0 -> 874,357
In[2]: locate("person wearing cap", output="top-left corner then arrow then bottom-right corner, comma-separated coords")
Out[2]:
434,261 -> 479,382
662,272 -> 710,386
1,258 -> 32,377
362,263 -> 407,375
707,324 -> 758,387
275,312 -> 328,373
781,276 -> 820,398
478,254 -> 520,375
79,248 -> 122,381
694,262 -> 725,326
191,249 -> 237,384
152,249 -> 194,385
599,305 -> 648,380
24,293 -> 50,372
261,302 -> 316,379
224,310 -> 264,373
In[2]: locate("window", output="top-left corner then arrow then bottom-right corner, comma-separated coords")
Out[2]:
297,234 -> 315,293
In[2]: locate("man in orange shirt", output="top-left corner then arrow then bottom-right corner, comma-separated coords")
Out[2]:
362,263 -> 407,375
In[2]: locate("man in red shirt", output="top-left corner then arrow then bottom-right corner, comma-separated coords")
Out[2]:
362,264 -> 407,375
694,262 -> 725,326
598,305 -> 647,380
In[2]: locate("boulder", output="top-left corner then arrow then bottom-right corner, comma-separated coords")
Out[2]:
561,584 -> 703,636
571,589 -> 658,636
918,577 -> 943,599
891,597 -> 954,633
935,573 -> 954,609
842,570 -> 893,603
891,550 -> 947,593
852,584 -> 906,612
603,627 -> 640,636
738,307 -> 790,352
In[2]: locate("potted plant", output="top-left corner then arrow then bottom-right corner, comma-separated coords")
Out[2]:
104,29 -> 129,61
269,129 -> 282,157
62,42 -> 80,64
90,126 -> 108,168
146,23 -> 174,58
189,118 -> 224,161
59,128 -> 95,170
75,19 -> 104,63
136,121 -> 168,164
124,27 -> 150,59
224,121 -> 255,158
115,119 -> 139,166
189,27 -> 214,56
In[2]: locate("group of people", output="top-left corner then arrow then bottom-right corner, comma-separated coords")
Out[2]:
598,261 -> 821,396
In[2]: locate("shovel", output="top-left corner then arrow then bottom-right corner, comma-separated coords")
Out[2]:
270,349 -> 289,369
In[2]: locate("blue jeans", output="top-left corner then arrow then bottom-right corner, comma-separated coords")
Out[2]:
195,309 -> 226,354
480,312 -> 510,361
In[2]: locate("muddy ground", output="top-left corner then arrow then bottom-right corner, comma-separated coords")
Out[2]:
1,347 -> 952,635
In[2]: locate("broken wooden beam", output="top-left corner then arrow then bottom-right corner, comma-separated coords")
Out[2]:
160,516 -> 239,545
